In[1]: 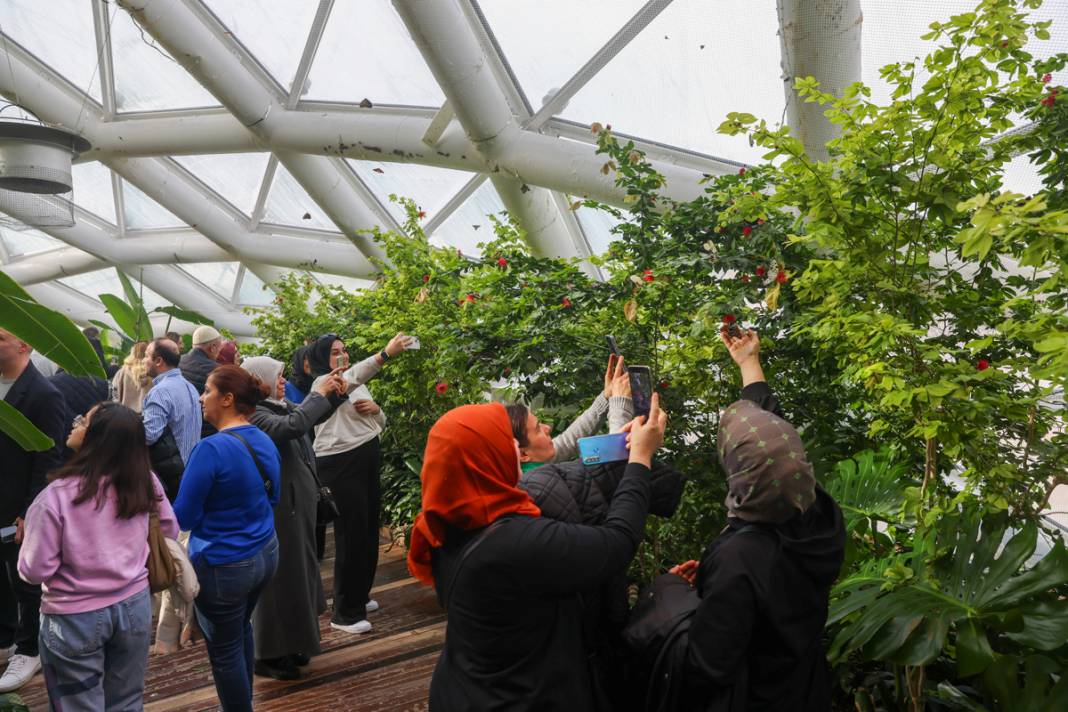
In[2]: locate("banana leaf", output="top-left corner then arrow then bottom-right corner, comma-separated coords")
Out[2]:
0,269 -> 105,379
0,400 -> 53,451
99,294 -> 152,342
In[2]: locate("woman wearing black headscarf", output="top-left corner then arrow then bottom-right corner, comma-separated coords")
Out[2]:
674,329 -> 845,712
283,346 -> 313,405
307,332 -> 414,635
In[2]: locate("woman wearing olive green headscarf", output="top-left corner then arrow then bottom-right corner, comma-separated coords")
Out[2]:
674,329 -> 845,712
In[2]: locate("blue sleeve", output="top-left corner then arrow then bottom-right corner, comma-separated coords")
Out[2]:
142,391 -> 166,446
172,439 -> 215,531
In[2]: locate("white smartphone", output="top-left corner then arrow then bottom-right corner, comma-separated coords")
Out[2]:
407,336 -> 420,350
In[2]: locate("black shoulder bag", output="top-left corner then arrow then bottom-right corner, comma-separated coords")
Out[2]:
438,519 -> 505,611
222,430 -> 273,495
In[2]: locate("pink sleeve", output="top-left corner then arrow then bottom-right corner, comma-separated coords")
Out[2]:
151,474 -> 180,538
17,493 -> 62,586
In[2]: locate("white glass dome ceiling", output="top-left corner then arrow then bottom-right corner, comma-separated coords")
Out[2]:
0,0 -> 1063,337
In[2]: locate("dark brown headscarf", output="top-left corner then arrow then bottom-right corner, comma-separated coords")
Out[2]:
718,399 -> 815,524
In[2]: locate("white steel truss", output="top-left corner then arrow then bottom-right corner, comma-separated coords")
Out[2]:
0,0 -> 867,335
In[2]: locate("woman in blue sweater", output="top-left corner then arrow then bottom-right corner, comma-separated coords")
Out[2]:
173,365 -> 281,712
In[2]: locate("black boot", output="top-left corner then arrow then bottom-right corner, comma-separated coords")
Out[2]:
254,656 -> 300,681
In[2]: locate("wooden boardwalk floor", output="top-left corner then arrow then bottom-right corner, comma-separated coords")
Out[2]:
16,531 -> 443,711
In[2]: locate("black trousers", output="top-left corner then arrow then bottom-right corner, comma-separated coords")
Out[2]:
316,437 -> 381,623
0,544 -> 40,656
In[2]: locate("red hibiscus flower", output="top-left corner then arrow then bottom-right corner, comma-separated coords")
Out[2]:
561,297 -> 573,308
1043,73 -> 1053,83
642,269 -> 655,283
742,226 -> 752,237
418,210 -> 427,219
1041,89 -> 1058,107
722,314 -> 736,324
738,167 -> 746,176
776,269 -> 788,284
755,265 -> 766,277
977,359 -> 990,371
465,293 -> 476,303
757,218 -> 765,225
497,256 -> 508,268
435,381 -> 449,395
423,274 -> 430,283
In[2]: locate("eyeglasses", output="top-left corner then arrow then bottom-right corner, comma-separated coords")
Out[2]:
72,414 -> 86,429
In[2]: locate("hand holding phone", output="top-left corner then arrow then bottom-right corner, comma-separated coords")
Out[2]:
627,365 -> 653,418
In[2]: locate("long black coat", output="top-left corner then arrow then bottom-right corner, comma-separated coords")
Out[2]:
179,348 -> 217,438
1,362 -> 68,528
249,394 -> 339,659
428,464 -> 653,712
682,382 -> 846,712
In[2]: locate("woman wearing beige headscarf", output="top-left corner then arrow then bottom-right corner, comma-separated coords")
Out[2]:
673,329 -> 845,712
112,341 -> 152,412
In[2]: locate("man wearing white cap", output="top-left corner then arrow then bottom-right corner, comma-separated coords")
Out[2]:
180,326 -> 223,438
179,326 -> 223,396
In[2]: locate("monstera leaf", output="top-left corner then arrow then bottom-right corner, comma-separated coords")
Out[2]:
828,510 -> 1068,677
823,448 -> 915,532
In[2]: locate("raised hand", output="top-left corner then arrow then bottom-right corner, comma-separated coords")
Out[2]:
719,327 -> 760,366
384,332 -> 415,358
668,559 -> 699,586
626,392 -> 668,467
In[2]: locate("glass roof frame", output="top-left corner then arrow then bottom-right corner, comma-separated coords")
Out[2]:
0,0 -> 1057,337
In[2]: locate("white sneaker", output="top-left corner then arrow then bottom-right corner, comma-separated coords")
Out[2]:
365,599 -> 379,613
0,654 -> 41,692
330,619 -> 373,635
0,645 -> 14,666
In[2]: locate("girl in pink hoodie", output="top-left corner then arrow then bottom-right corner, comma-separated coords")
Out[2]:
19,402 -> 178,711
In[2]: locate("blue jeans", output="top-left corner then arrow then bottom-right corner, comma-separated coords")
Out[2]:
39,587 -> 151,712
193,535 -> 279,712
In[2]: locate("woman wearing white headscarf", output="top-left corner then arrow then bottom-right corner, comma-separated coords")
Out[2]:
241,356 -> 345,680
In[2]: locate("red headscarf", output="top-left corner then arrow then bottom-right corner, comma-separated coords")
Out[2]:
407,402 -> 541,585
216,340 -> 238,365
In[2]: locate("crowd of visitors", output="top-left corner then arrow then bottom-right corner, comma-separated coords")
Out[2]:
0,319 -> 843,711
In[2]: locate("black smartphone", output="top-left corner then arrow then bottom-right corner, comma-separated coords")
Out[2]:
726,323 -> 743,339
0,525 -> 16,545
627,365 -> 653,418
606,335 -> 622,358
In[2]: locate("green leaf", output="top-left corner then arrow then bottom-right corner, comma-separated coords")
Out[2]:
116,270 -> 142,310
0,399 -> 54,452
956,618 -> 995,677
151,305 -> 213,326
99,294 -> 142,342
0,269 -> 105,379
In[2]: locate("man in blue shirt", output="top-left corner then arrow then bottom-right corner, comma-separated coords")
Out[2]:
142,338 -> 202,498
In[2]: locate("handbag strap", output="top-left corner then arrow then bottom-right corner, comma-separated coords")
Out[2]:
222,430 -> 272,494
443,518 -> 506,610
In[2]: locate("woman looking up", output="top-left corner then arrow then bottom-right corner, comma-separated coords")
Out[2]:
409,394 -> 668,711
674,329 -> 845,711
19,402 -> 178,711
308,332 -> 413,635
112,341 -> 152,412
241,356 -> 346,680
506,354 -> 633,473
172,366 -> 281,712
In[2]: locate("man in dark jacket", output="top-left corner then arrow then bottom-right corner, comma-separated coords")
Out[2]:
178,326 -> 222,437
0,329 -> 68,692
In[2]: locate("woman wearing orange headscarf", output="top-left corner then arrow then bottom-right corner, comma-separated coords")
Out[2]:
409,396 -> 668,712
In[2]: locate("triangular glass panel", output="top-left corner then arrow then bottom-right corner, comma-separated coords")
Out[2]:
428,181 -> 506,257
305,1 -> 445,106
574,203 -> 624,256
348,160 -> 475,226
203,0 -> 320,93
71,162 -> 116,224
174,154 -> 270,216
236,269 -> 275,306
477,0 -> 646,111
178,262 -> 240,300
559,0 -> 784,164
111,10 -> 219,112
122,180 -> 186,229
0,224 -> 62,258
261,165 -> 334,229
0,0 -> 102,100
57,267 -> 126,302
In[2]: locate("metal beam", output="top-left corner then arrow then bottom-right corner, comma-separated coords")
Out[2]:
117,0 -> 392,260
776,0 -> 862,161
